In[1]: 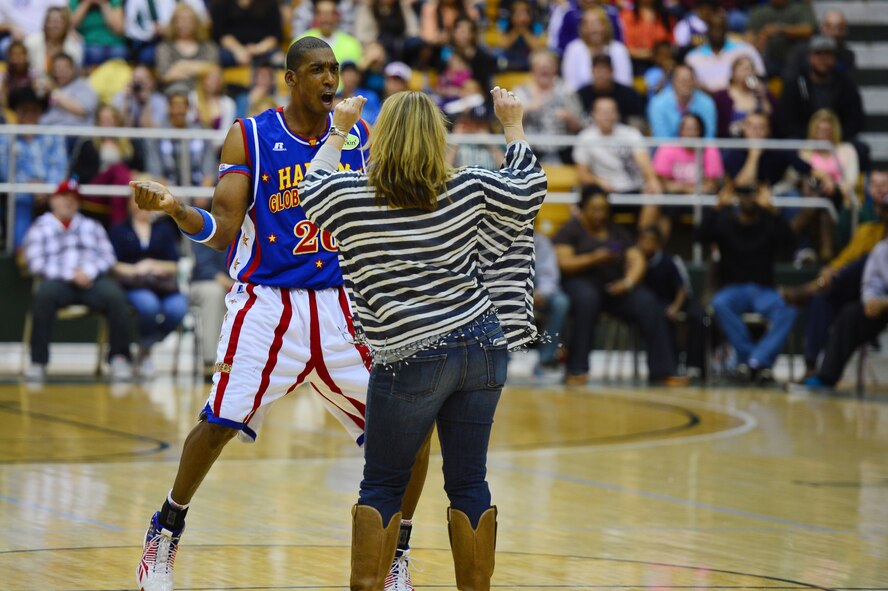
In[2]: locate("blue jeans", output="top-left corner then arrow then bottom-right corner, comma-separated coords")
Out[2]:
127,289 -> 188,348
82,44 -> 130,66
359,314 -> 507,528
537,289 -> 569,365
711,283 -> 798,369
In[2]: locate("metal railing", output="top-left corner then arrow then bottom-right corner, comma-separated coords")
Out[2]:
2,124 -> 853,258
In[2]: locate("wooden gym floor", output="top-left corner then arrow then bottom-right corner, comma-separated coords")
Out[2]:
0,369 -> 886,590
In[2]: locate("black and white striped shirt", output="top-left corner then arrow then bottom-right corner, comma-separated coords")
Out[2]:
299,140 -> 547,353
24,213 -> 117,281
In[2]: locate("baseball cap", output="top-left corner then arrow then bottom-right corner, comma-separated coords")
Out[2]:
340,60 -> 360,73
384,61 -> 412,82
52,179 -> 82,200
809,35 -> 837,53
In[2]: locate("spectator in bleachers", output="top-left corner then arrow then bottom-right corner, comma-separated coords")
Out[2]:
238,61 -> 280,117
648,64 -> 716,139
782,170 -> 888,376
651,112 -> 723,237
0,0 -> 63,58
155,3 -> 220,92
110,196 -> 187,376
70,104 -> 144,227
213,0 -> 283,67
713,56 -> 776,138
642,40 -> 675,100
0,87 -> 68,247
553,184 -> 684,386
39,52 -> 98,126
435,50 -> 474,110
562,6 -> 632,92
699,183 -> 797,384
444,16 -> 498,93
297,0 -> 361,67
791,109 -> 859,263
335,61 -> 380,124
113,64 -> 168,128
382,60 -> 411,99
551,0 -> 623,56
746,0 -> 817,78
513,48 -> 583,164
124,0 -> 175,65
23,179 -> 133,382
533,231 -> 569,374
778,35 -> 865,146
783,9 -> 855,82
189,229 -> 234,381
358,40 -> 388,98
495,0 -> 546,71
686,11 -> 765,94
576,53 -> 645,129
637,225 -> 706,377
618,0 -> 674,72
447,106 -> 503,170
723,112 -> 815,195
25,7 -> 83,89
791,234 -> 888,393
1,41 -> 35,111
289,0 -> 356,38
145,87 -> 217,187
69,0 -> 128,67
354,0 -> 420,65
190,65 -> 237,136
419,0 -> 480,66
575,96 -> 662,228
673,0 -> 715,50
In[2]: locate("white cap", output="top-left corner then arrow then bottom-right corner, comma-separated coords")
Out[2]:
384,61 -> 412,81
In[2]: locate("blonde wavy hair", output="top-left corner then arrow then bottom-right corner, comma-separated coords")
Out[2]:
166,3 -> 209,43
368,91 -> 452,211
807,108 -> 843,145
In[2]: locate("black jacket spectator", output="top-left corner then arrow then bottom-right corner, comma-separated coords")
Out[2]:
777,36 -> 864,141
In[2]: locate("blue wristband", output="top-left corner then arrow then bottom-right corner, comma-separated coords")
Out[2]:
181,207 -> 217,243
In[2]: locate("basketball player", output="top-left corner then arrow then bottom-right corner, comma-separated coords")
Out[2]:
131,37 -> 429,591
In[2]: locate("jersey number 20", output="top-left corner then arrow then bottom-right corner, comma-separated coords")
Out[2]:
293,220 -> 337,255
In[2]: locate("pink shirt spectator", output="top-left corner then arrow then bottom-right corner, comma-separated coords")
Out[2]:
809,152 -> 843,183
653,145 -> 723,183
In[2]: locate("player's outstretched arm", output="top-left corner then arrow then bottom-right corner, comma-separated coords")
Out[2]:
130,123 -> 251,251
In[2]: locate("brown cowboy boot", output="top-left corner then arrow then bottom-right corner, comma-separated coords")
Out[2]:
350,504 -> 401,591
448,506 -> 497,591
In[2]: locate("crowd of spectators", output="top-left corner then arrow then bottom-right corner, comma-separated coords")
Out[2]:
0,0 -> 883,389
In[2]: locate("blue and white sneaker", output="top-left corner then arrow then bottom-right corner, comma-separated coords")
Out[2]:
786,375 -> 832,394
137,512 -> 184,591
385,548 -> 422,591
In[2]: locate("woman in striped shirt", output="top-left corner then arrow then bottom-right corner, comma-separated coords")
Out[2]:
299,88 -> 547,590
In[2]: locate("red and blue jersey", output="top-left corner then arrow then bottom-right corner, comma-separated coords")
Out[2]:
223,107 -> 369,289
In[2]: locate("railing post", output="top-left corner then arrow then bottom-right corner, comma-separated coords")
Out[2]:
692,145 -> 703,265
179,138 -> 192,189
5,129 -> 17,253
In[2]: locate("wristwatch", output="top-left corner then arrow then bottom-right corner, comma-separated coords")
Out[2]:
329,126 -> 348,139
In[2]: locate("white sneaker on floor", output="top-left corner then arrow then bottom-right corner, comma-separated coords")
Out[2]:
137,511 -> 183,591
139,355 -> 155,379
385,548 -> 421,591
110,356 -> 133,382
24,363 -> 46,383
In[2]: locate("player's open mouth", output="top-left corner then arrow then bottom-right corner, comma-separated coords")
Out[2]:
321,92 -> 334,107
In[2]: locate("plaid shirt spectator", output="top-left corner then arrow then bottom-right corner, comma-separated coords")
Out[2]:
24,211 -> 117,281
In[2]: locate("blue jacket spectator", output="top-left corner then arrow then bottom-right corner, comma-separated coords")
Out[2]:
647,64 -> 717,138
0,87 -> 68,247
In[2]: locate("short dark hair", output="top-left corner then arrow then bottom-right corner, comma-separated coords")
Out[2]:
51,52 -> 75,67
8,87 -> 43,111
639,225 -> 663,243
591,54 -> 613,70
579,184 -> 608,209
287,36 -> 332,72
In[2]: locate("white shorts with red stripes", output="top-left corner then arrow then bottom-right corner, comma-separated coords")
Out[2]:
202,282 -> 371,444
